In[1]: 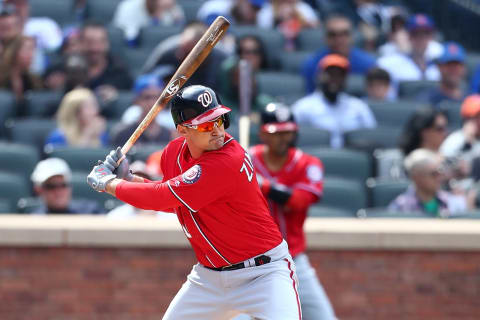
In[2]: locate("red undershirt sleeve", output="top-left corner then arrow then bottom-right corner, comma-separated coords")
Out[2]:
286,189 -> 318,212
116,180 -> 182,212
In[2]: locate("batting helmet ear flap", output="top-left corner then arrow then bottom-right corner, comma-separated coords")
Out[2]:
222,113 -> 230,129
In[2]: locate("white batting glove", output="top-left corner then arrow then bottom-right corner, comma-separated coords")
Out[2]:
103,147 -> 134,181
87,161 -> 117,192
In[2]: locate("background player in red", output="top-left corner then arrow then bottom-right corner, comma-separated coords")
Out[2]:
87,85 -> 302,320
249,102 -> 337,320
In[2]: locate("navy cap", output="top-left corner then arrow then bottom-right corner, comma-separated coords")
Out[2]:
437,42 -> 465,64
407,14 -> 435,32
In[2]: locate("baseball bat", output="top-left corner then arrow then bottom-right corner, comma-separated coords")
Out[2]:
120,16 -> 230,158
238,59 -> 252,149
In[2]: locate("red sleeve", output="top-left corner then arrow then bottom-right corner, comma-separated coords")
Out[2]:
286,189 -> 317,212
116,180 -> 182,211
166,152 -> 237,212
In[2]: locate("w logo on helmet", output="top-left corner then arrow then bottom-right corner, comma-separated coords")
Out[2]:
197,91 -> 213,108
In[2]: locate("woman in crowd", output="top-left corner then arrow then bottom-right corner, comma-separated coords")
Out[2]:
45,88 -> 109,149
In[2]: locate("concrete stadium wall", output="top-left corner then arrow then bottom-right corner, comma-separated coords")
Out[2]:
0,216 -> 479,320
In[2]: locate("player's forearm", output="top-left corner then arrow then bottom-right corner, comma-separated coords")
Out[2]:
105,175 -> 146,195
113,180 -> 181,211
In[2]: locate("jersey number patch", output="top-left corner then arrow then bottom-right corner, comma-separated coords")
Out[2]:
240,152 -> 254,182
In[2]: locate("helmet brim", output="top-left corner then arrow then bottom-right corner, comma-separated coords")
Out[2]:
182,106 -> 231,126
261,122 -> 298,134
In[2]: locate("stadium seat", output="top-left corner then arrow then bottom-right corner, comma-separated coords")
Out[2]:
301,147 -> 371,183
71,172 -> 113,211
107,26 -> 126,53
24,91 -> 63,118
366,178 -> 410,208
30,0 -> 74,27
437,101 -> 462,129
308,204 -> 356,217
45,147 -> 111,173
17,197 -> 42,214
345,74 -> 365,97
279,51 -> 313,74
449,211 -> 480,219
256,72 -> 305,101
0,142 -> 40,187
179,0 -> 206,22
140,26 -> 182,51
0,90 -> 15,137
321,177 -> 367,214
230,26 -> 285,68
367,100 -> 428,128
6,118 -> 56,154
0,172 -> 32,212
85,0 -> 119,24
101,90 -> 135,119
296,28 -> 324,51
0,198 -> 14,214
398,80 -> 439,99
130,144 -> 167,162
344,126 -> 402,150
465,53 -> 480,79
297,127 -> 331,147
122,48 -> 154,77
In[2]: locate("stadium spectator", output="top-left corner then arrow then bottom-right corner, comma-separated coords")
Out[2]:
377,107 -> 450,180
302,13 -> 376,93
377,13 -> 410,56
0,35 -> 41,100
44,54 -> 89,92
0,3 -> 21,52
141,21 -> 227,91
378,14 -> 441,98
80,21 -> 133,102
30,158 -> 103,214
440,95 -> 480,164
112,74 -> 174,147
197,0 -> 264,26
257,0 -> 319,50
218,34 -> 272,115
388,148 -> 471,217
45,88 -> 109,149
354,0 -> 406,52
417,42 -> 467,107
293,54 -> 376,148
365,67 -> 391,101
6,0 -> 62,74
113,0 -> 185,45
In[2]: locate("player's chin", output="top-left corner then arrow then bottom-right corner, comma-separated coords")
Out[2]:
209,135 -> 224,149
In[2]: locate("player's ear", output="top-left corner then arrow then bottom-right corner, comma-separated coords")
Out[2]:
177,125 -> 188,137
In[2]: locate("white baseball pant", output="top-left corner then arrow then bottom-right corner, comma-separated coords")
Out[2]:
162,240 -> 302,320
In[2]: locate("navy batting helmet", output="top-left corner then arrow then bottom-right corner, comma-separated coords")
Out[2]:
260,102 -> 297,133
170,85 -> 231,128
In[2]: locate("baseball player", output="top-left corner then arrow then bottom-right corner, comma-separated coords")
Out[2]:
87,85 -> 302,320
249,103 -> 337,320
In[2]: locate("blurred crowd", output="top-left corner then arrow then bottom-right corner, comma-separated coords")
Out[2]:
1,0 -> 480,218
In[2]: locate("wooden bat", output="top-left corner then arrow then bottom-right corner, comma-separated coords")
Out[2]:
120,16 -> 230,158
238,59 -> 253,149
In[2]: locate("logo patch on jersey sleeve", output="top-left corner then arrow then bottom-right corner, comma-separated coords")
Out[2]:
306,165 -> 323,182
182,164 -> 202,184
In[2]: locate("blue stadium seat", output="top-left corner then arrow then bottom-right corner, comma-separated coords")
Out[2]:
0,172 -> 32,212
45,147 -> 111,173
279,51 -> 313,74
366,178 -> 410,208
301,147 -> 372,183
6,118 -> 56,155
30,0 -> 74,26
256,72 -> 305,102
296,28 -> 324,51
367,100 -> 428,128
308,204 -> 356,217
0,90 -> 15,137
139,25 -> 182,51
344,127 -> 402,150
398,80 -> 439,99
85,0 -> 119,24
345,74 -> 365,97
71,172 -> 112,211
24,91 -> 63,118
357,207 -> 435,218
321,177 -> 367,214
297,127 -> 331,147
101,90 -> 135,119
0,142 -> 40,187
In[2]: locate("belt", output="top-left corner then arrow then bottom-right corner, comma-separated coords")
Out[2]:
205,255 -> 271,271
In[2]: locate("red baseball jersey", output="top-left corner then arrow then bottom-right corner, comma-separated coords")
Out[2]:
143,134 -> 282,267
249,145 -> 324,257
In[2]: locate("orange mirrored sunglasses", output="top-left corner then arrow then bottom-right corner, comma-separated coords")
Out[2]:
183,117 -> 224,132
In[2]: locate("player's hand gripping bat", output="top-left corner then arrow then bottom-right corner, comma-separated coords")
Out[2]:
118,16 -> 230,163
